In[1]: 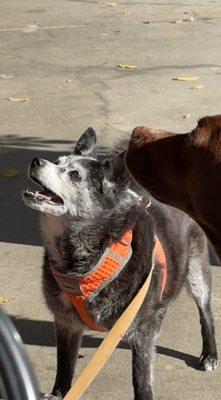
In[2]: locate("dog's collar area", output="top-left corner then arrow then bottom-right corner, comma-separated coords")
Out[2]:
137,196 -> 151,210
51,230 -> 167,332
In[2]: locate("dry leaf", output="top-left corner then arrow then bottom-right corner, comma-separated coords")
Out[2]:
182,18 -> 193,22
0,74 -> 13,79
170,19 -> 184,24
184,11 -> 197,18
183,113 -> 191,119
171,18 -> 194,24
106,1 -> 116,7
123,11 -> 132,15
117,64 -> 137,70
190,84 -> 204,90
0,296 -> 14,304
142,20 -> 151,24
173,76 -> 199,82
23,24 -> 38,33
7,97 -> 30,103
2,169 -> 19,178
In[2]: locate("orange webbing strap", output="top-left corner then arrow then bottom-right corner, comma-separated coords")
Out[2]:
52,230 -> 133,332
154,236 -> 167,294
63,262 -> 155,400
68,230 -> 132,331
69,298 -> 105,332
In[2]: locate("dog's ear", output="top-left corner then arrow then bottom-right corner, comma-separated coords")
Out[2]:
103,152 -> 130,188
190,116 -> 221,150
74,127 -> 97,157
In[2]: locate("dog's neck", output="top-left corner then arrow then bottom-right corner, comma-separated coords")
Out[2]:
40,195 -> 144,274
40,213 -> 67,265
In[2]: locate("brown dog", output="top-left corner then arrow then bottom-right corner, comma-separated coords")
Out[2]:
125,115 -> 221,261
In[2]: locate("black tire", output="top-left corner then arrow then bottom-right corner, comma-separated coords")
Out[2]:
0,307 -> 40,400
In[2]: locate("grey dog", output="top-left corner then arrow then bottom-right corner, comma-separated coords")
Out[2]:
22,128 -> 217,400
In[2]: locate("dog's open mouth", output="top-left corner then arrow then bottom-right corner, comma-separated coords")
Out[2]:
23,177 -> 64,206
24,188 -> 64,205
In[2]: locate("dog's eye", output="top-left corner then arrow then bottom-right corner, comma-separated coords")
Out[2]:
54,160 -> 59,165
69,170 -> 81,182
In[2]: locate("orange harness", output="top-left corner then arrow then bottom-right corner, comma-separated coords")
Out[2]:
52,231 -> 167,332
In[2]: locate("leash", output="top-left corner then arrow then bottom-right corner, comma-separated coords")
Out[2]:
63,262 -> 155,400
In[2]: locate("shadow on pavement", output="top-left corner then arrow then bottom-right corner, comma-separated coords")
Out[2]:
10,316 -> 199,369
0,135 -> 108,247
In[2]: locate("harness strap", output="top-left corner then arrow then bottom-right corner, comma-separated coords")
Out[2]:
52,231 -> 167,332
52,230 -> 133,332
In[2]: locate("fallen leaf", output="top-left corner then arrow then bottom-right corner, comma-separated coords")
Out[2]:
183,113 -> 191,119
170,19 -> 184,24
0,296 -> 14,304
190,84 -> 204,89
184,11 -> 197,17
123,11 -> 132,15
171,18 -> 194,24
106,1 -> 116,7
2,169 -> 19,178
23,24 -> 38,33
142,20 -> 151,24
172,76 -> 199,82
0,74 -> 13,79
7,97 -> 30,103
117,64 -> 137,70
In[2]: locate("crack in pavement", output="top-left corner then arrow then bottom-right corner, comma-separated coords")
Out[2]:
1,15 -> 221,34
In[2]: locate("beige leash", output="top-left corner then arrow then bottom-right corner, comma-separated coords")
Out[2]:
63,263 -> 154,400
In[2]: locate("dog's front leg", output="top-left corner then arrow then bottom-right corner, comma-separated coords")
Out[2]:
51,321 -> 83,399
131,329 -> 155,400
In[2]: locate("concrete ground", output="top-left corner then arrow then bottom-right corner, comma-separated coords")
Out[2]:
1,0 -> 221,399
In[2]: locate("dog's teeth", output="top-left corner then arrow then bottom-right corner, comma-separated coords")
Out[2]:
26,188 -> 35,195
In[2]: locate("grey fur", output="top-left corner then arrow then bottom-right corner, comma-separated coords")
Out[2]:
22,128 -> 217,400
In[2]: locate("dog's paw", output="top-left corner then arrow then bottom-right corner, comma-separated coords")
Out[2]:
41,394 -> 61,400
199,354 -> 218,371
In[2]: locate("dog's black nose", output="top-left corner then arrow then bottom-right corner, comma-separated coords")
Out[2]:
31,157 -> 44,168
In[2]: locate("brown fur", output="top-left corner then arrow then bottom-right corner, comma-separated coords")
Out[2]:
125,115 -> 221,261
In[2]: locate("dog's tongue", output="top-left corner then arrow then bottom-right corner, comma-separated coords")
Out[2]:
39,190 -> 61,203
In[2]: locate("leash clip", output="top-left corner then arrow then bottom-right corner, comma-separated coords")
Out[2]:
145,198 -> 151,210
137,196 -> 151,211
